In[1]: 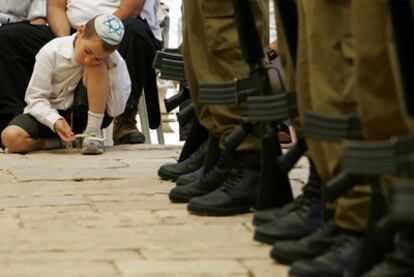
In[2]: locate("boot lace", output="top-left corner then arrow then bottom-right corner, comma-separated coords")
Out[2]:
202,152 -> 233,179
186,141 -> 207,161
221,166 -> 243,193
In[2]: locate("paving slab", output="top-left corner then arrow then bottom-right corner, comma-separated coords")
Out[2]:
0,261 -> 118,275
0,144 -> 308,276
115,260 -> 247,275
0,195 -> 87,209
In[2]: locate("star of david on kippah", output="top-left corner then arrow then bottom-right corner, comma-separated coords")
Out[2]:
103,15 -> 124,38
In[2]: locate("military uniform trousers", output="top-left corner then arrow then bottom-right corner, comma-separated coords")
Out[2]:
182,0 -> 269,151
295,0 -> 370,232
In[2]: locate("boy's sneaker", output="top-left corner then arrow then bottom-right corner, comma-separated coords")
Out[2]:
81,132 -> 105,155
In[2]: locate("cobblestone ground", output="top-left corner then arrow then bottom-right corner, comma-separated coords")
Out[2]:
0,145 -> 309,276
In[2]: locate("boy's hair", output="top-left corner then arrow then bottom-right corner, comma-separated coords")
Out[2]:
83,16 -> 119,52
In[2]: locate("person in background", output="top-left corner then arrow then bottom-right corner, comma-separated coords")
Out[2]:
48,0 -> 160,145
0,0 -> 54,148
1,14 -> 130,155
141,0 -> 163,49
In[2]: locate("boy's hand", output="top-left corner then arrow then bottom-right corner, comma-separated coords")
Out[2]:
54,119 -> 75,142
103,58 -> 116,70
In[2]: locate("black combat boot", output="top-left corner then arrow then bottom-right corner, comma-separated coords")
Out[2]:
289,230 -> 362,277
253,159 -> 321,226
270,221 -> 340,264
174,134 -> 219,187
158,140 -> 207,181
169,150 -> 233,203
253,168 -> 322,244
362,225 -> 414,277
175,167 -> 204,187
187,151 -> 261,216
252,202 -> 297,226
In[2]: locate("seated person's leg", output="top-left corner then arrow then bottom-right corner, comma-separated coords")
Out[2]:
1,114 -> 56,153
113,18 -> 156,145
0,23 -> 54,140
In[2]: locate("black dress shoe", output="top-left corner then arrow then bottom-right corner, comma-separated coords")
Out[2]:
362,226 -> 414,277
158,141 -> 207,181
169,151 -> 234,203
254,191 -> 322,244
270,221 -> 341,264
187,151 -> 261,216
289,232 -> 362,277
175,167 -> 203,187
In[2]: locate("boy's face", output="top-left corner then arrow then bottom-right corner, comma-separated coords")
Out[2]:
74,26 -> 112,66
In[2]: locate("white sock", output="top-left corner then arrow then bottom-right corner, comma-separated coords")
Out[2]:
43,138 -> 63,149
85,111 -> 104,136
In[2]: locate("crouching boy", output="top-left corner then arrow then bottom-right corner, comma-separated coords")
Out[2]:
1,14 -> 131,155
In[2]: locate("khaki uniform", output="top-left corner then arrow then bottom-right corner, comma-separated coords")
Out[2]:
182,0 -> 269,151
282,0 -> 412,231
352,0 -> 409,139
352,0 -> 413,199
294,0 -> 371,231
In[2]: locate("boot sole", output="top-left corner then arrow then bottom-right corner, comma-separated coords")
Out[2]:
252,216 -> 274,226
269,248 -> 296,264
157,169 -> 179,181
254,228 -> 312,245
187,202 -> 252,216
168,192 -> 192,203
253,230 -> 279,245
113,133 -> 145,145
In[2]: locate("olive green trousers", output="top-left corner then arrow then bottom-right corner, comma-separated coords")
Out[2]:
182,0 -> 268,151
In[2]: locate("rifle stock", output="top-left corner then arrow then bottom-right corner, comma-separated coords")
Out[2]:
177,103 -> 195,127
325,172 -> 356,201
164,86 -> 190,113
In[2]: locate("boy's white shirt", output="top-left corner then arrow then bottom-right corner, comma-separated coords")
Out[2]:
24,33 -> 131,132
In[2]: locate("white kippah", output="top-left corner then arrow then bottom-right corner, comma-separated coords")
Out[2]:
94,14 -> 125,45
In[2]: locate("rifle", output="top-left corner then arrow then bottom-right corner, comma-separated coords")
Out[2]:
153,49 -> 206,162
195,0 -> 305,209
230,0 -> 296,208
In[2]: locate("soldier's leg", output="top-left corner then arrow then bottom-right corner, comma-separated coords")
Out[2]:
252,0 -> 324,241
336,0 -> 409,232
270,2 -> 369,276
269,0 -> 338,265
359,1 -> 414,275
181,0 -> 270,215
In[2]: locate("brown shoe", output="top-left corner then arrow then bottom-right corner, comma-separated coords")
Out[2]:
113,109 -> 146,145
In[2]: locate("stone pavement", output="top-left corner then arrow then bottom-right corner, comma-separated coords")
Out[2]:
0,144 -> 309,276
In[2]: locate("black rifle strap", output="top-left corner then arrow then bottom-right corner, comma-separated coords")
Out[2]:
389,1 -> 414,118
274,0 -> 298,69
